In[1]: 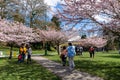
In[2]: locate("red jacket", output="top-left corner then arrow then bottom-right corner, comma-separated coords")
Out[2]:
89,47 -> 94,52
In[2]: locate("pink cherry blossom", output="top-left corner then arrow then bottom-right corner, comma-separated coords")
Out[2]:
57,0 -> 120,35
79,37 -> 107,48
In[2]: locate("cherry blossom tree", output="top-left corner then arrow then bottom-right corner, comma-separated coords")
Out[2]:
68,36 -> 107,48
39,30 -> 68,55
57,0 -> 120,36
0,18 -> 68,56
83,37 -> 107,48
0,19 -> 35,43
0,18 -> 41,58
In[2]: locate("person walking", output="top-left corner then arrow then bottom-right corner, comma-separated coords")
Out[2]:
67,43 -> 76,70
60,46 -> 67,66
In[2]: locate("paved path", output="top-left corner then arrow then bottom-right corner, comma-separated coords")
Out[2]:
32,56 -> 103,80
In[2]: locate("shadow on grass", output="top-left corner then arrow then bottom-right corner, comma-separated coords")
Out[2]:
101,55 -> 120,59
0,58 -> 61,80
0,57 -> 7,60
74,60 -> 120,80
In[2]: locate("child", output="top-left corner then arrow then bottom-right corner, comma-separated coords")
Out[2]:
18,54 -> 22,63
60,46 -> 67,66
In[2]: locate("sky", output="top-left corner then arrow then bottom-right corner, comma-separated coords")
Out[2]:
44,0 -> 62,16
44,0 -> 111,22
44,0 -> 61,6
44,0 -> 97,36
44,0 -> 111,37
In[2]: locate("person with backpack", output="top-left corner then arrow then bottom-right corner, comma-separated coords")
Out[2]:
67,42 -> 76,70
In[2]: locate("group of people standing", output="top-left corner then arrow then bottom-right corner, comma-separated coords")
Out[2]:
75,45 -> 83,55
76,45 -> 95,58
18,43 -> 32,64
60,43 -> 95,70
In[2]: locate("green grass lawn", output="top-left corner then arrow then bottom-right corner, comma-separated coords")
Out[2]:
0,46 -> 56,56
0,46 -> 60,80
1,46 -> 120,80
44,51 -> 120,80
0,58 -> 61,80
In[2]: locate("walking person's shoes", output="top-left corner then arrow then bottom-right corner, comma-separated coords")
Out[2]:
69,67 -> 74,71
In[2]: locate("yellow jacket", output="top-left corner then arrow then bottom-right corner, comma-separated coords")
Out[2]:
19,47 -> 27,54
23,47 -> 27,54
19,47 -> 23,54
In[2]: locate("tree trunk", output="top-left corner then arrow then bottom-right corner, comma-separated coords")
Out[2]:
47,42 -> 52,51
56,43 -> 60,55
9,45 -> 13,59
30,16 -> 33,28
45,42 -> 48,56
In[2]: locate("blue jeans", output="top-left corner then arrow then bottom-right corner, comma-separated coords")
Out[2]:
68,56 -> 75,69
